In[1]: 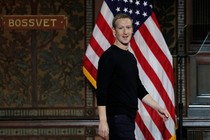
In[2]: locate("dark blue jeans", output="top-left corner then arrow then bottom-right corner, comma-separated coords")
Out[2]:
107,115 -> 135,140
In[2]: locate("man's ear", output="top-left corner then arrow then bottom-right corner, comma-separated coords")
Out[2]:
112,27 -> 116,37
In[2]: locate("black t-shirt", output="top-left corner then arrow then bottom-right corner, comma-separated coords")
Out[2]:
96,45 -> 148,119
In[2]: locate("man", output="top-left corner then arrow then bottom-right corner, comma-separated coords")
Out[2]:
96,13 -> 170,140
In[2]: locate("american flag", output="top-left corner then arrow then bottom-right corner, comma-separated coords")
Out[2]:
83,0 -> 176,139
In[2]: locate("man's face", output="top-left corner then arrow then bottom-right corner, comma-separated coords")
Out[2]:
113,18 -> 133,46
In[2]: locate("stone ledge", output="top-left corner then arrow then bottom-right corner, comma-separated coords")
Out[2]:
183,117 -> 210,127
0,119 -> 99,127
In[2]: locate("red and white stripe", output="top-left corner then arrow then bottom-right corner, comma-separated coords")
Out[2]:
83,1 -> 176,140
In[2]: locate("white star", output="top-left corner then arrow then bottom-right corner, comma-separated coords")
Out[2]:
143,1 -> 148,6
135,0 -> 140,5
116,7 -> 121,12
123,8 -> 128,13
135,21 -> 140,26
129,0 -> 133,3
129,9 -> 133,14
142,12 -> 147,17
124,0 -> 128,3
150,4 -> 153,8
135,10 -> 140,15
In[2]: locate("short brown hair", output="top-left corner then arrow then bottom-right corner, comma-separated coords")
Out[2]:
112,13 -> 133,28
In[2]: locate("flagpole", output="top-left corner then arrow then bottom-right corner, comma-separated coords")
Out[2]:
172,53 -> 187,140
178,54 -> 185,140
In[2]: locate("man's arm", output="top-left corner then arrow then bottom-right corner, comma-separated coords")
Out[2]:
142,94 -> 170,121
98,106 -> 109,139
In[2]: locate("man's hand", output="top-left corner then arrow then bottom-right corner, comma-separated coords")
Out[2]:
142,94 -> 171,121
157,108 -> 171,121
98,120 -> 109,139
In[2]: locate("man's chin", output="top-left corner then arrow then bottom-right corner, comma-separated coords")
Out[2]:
122,42 -> 129,46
